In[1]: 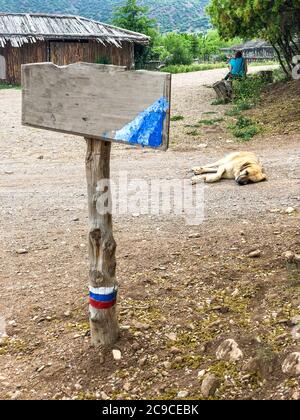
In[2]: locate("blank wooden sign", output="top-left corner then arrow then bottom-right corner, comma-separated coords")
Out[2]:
22,62 -> 171,150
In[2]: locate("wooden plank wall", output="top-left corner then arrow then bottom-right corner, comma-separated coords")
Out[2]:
1,40 -> 134,84
1,42 -> 47,84
50,41 -> 134,69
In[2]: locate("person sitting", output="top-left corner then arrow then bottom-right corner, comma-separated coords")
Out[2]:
225,51 -> 248,80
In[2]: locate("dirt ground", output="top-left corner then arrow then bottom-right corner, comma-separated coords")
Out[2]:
0,66 -> 299,400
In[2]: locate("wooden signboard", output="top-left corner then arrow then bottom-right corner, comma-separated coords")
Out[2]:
21,62 -> 172,348
22,62 -> 171,150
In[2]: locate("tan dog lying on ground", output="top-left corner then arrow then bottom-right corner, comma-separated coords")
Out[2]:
192,152 -> 267,185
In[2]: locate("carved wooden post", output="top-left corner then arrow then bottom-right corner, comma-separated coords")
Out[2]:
85,138 -> 119,346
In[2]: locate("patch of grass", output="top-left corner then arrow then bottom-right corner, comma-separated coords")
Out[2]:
161,62 -> 227,74
170,115 -> 184,122
249,60 -> 278,67
211,99 -> 228,106
229,115 -> 262,141
0,83 -> 21,90
186,130 -> 199,136
233,76 -> 266,106
273,68 -> 289,83
225,101 -> 253,117
198,117 -> 224,126
202,111 -> 217,115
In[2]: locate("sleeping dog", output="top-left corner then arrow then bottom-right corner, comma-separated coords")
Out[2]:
192,152 -> 267,185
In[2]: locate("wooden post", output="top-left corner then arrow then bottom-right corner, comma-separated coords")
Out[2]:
85,138 -> 119,347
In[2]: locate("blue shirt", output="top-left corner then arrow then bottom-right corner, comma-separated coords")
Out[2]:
230,57 -> 246,76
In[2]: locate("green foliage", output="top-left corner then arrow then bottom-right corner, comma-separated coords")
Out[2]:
198,117 -> 224,125
159,33 -> 193,65
273,68 -> 289,83
0,83 -> 21,90
155,30 -> 242,65
0,1 -> 211,34
208,0 -> 300,75
112,0 -> 156,35
170,115 -> 184,121
229,115 -> 261,141
211,98 -> 228,105
112,0 -> 159,68
233,76 -> 265,106
161,62 -> 227,74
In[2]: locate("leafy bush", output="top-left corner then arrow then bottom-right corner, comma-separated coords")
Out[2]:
273,68 -> 288,83
229,116 -> 261,141
233,76 -> 265,106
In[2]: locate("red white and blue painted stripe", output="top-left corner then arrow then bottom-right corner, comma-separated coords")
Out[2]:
89,286 -> 118,310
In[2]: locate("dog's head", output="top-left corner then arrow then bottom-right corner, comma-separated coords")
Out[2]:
236,162 -> 267,186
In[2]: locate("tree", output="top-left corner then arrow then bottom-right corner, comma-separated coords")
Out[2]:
161,33 -> 193,65
208,0 -> 300,76
112,0 -> 158,69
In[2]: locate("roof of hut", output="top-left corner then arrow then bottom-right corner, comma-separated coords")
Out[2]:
0,13 -> 150,48
220,39 -> 273,52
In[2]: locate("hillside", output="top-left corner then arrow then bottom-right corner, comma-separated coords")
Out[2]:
0,0 -> 211,33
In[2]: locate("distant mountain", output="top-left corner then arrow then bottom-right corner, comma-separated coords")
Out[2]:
0,0 -> 211,33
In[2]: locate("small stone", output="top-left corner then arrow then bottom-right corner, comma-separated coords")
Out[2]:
166,333 -> 177,341
64,311 -> 71,318
285,207 -> 296,214
4,171 -> 14,175
123,382 -> 131,392
188,233 -> 201,239
163,361 -> 172,370
292,390 -> 300,400
9,391 -> 21,400
282,251 -> 295,263
177,390 -> 189,399
282,353 -> 300,376
100,391 -> 110,400
74,383 -> 82,391
138,357 -> 147,367
201,374 -> 220,398
37,155 -> 44,160
248,250 -> 261,258
216,339 -> 243,362
112,349 -> 122,361
198,369 -> 206,378
294,254 -> 300,263
72,218 -> 80,222
16,249 -> 28,255
170,346 -> 182,354
36,365 -> 45,373
132,321 -> 150,330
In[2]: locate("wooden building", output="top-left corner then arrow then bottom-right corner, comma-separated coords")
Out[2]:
0,13 -> 149,84
220,40 -> 276,62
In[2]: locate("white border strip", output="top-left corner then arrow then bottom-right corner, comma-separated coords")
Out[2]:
89,286 -> 117,296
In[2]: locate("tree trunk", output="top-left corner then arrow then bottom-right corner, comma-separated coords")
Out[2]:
212,80 -> 233,102
85,138 -> 119,347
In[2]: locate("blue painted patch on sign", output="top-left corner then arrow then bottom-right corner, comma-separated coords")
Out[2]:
115,97 -> 169,148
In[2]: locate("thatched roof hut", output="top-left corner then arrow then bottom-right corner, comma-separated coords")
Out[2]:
220,39 -> 276,61
0,13 -> 150,83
